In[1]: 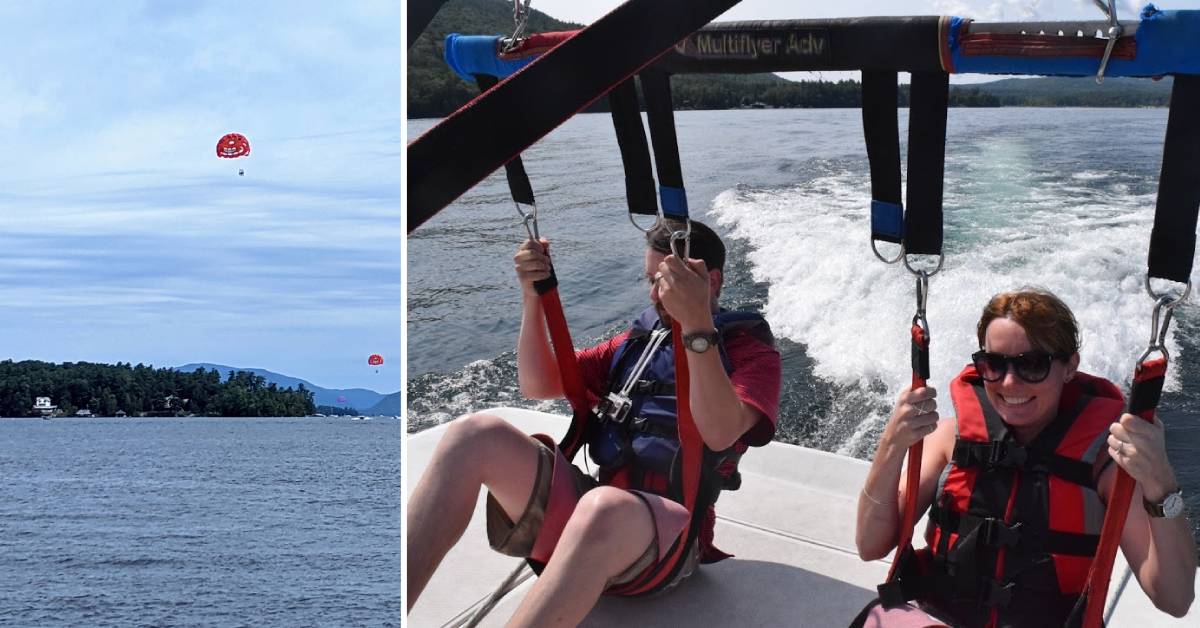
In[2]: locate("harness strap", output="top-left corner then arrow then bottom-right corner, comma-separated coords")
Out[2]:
474,74 -> 536,206
608,78 -> 660,218
930,505 -> 1101,556
1076,76 -> 1200,628
1148,74 -> 1200,284
862,70 -> 904,245
640,70 -> 689,220
951,440 -> 1095,487
904,71 -> 949,256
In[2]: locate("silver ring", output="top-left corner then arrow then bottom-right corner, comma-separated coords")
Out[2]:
1118,441 -> 1126,455
915,400 -> 933,415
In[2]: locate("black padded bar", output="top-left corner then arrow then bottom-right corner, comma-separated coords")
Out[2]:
903,71 -> 949,256
656,17 -> 945,74
1148,74 -> 1200,284
408,0 -> 743,232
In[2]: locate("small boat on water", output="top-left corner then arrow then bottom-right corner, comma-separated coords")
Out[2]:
351,415 -> 370,421
407,408 -> 1200,627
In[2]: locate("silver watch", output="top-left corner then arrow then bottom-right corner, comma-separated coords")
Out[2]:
682,330 -> 718,353
1143,489 -> 1185,519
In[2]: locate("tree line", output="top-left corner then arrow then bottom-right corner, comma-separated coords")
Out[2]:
0,360 -> 315,417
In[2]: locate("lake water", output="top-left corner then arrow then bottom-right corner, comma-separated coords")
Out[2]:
407,107 -> 1200,543
0,417 -> 401,626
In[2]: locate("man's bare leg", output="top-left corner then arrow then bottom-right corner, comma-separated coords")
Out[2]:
406,413 -> 543,609
506,487 -> 656,628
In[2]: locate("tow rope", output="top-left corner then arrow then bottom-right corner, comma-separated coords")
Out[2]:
1072,73 -> 1200,628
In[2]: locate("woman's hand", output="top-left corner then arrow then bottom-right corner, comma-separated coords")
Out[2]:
1108,413 -> 1179,501
881,385 -> 940,452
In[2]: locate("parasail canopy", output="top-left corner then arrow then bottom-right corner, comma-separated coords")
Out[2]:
216,133 -> 251,159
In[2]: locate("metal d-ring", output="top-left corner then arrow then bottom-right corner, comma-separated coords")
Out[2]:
1135,276 -> 1190,365
628,211 -> 660,234
903,252 -> 944,279
502,0 -> 533,53
871,237 -> 905,265
1143,275 -> 1192,307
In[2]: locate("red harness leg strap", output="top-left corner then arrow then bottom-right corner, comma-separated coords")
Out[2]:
1075,357 -> 1168,627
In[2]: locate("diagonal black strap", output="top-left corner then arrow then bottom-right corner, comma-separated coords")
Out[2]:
903,71 -> 949,255
1148,74 -> 1200,283
608,78 -> 659,217
862,70 -> 903,244
408,0 -> 743,233
408,0 -> 451,49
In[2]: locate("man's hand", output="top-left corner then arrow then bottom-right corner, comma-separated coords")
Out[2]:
513,238 -> 551,296
655,254 -> 712,331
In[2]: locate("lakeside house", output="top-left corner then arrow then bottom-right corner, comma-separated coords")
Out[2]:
33,397 -> 57,417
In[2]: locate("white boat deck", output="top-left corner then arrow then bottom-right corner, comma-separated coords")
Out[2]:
407,408 -> 1198,627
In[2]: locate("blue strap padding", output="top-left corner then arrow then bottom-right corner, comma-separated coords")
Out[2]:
949,5 -> 1200,77
871,199 -> 904,240
659,185 -> 689,219
444,34 -> 538,82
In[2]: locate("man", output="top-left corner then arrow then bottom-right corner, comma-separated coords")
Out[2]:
407,219 -> 781,627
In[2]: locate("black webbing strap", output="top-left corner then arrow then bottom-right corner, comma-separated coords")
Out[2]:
475,74 -> 536,206
408,0 -> 743,233
950,440 -> 1095,487
640,70 -> 689,220
1147,74 -> 1200,284
903,71 -> 949,255
407,0 -> 450,49
608,78 -> 659,217
862,70 -> 903,245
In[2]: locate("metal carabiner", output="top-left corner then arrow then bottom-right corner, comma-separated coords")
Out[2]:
502,0 -> 533,53
1092,0 -> 1122,84
1134,274 -> 1190,365
912,269 -> 931,335
669,219 -> 692,261
514,201 -> 539,242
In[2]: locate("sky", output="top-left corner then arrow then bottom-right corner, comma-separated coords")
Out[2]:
1,2 -> 401,392
519,0 -> 1200,82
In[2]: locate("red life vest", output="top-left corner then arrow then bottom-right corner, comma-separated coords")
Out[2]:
897,365 -> 1124,628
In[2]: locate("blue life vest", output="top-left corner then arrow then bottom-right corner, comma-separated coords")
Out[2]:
587,306 -> 773,487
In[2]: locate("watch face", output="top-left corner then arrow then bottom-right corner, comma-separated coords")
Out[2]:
688,336 -> 711,352
1163,492 -> 1185,518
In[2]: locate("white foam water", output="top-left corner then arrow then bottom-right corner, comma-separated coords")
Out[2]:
711,162 -> 1193,455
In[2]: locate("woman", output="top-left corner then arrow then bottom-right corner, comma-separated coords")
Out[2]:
854,289 -> 1195,627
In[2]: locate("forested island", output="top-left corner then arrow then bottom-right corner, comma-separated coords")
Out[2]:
0,360 -> 315,418
407,0 -> 1173,119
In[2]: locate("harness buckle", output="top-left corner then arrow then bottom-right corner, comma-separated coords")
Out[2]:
979,518 -> 1022,548
595,392 -> 633,425
986,441 -> 1026,467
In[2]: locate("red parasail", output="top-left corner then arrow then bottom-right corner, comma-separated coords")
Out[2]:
216,133 -> 251,158
368,354 -> 384,366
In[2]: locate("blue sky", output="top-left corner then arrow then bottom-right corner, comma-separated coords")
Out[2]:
0,2 -> 401,392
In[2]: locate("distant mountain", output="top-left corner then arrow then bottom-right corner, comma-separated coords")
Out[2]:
968,76 -> 1172,106
174,363 -> 395,411
366,392 -> 401,416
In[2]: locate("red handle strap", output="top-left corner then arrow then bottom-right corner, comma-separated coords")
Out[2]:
535,260 -> 591,460
885,323 -> 930,585
1077,357 -> 1168,627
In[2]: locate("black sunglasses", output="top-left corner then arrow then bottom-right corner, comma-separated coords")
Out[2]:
971,350 -> 1070,384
